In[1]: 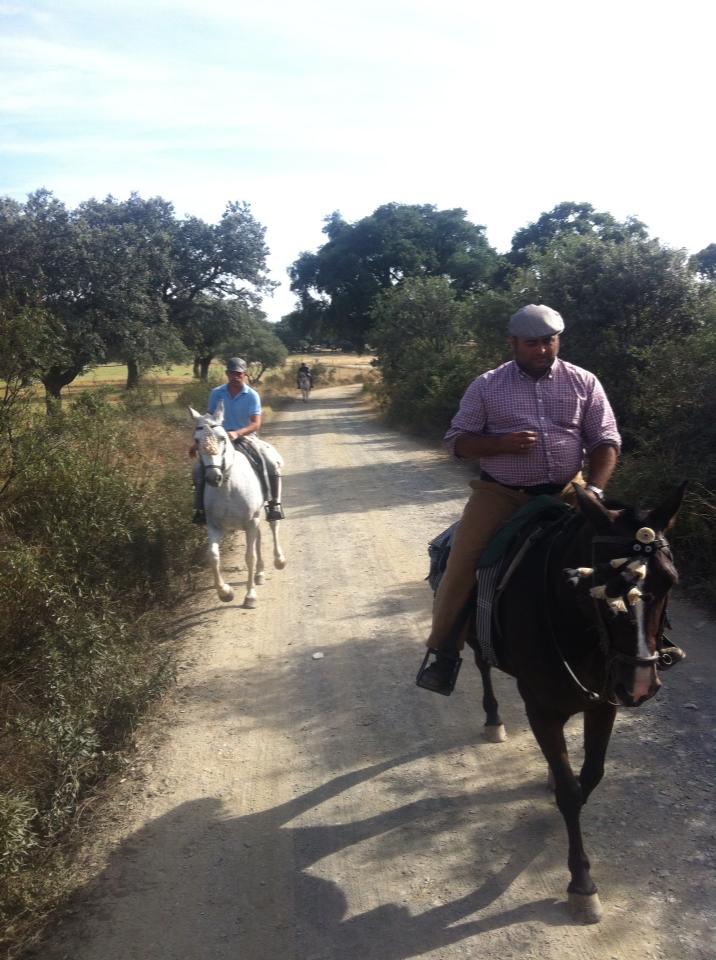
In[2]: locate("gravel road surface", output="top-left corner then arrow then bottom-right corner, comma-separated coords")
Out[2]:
37,383 -> 716,960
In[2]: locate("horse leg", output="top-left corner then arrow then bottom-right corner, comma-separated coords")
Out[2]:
208,529 -> 235,603
474,654 -> 506,742
254,523 -> 266,585
522,698 -> 602,924
579,702 -> 617,801
243,520 -> 259,608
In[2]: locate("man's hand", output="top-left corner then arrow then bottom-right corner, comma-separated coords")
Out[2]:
227,429 -> 241,442
500,431 -> 538,454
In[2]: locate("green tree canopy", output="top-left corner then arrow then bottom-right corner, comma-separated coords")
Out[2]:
289,203 -> 500,351
508,201 -> 648,268
691,243 -> 716,280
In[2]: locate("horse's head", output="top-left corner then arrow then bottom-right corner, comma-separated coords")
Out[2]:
189,405 -> 230,487
567,483 -> 686,708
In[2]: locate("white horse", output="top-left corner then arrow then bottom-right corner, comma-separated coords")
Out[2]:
298,372 -> 311,402
190,405 -> 286,607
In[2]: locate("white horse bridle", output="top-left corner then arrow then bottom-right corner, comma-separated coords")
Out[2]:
198,425 -> 232,485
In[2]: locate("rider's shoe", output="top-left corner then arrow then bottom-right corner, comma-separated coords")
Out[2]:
416,649 -> 462,696
192,509 -> 206,525
265,501 -> 285,522
657,644 -> 686,670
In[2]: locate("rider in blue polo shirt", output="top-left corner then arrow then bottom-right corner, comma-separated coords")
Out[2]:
191,357 -> 285,524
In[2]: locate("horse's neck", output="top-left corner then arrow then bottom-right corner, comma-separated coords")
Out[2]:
548,519 -> 601,637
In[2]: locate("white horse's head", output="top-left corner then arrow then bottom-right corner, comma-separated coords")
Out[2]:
189,404 -> 231,487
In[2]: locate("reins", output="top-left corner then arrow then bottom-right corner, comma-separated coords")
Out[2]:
541,512 -> 611,704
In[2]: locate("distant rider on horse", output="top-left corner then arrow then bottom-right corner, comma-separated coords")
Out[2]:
296,362 -> 313,390
190,357 -> 285,525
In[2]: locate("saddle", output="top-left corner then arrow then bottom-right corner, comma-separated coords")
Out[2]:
234,438 -> 271,501
427,496 -> 571,667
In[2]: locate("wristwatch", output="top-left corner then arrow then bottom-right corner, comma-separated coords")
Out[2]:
586,484 -> 604,501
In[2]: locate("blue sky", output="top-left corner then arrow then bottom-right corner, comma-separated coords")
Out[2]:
1,0 -> 713,322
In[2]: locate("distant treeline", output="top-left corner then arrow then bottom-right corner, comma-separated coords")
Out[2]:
0,190 -> 288,410
280,200 -> 716,593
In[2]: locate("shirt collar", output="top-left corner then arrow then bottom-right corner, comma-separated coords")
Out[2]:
513,357 -> 560,381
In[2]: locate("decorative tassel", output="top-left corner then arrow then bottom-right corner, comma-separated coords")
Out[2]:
590,585 -> 607,599
564,567 -> 593,587
607,597 -> 628,615
627,560 -> 647,580
627,587 -> 642,605
610,557 -> 630,568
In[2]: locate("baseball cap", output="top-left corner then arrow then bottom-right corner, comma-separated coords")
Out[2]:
226,357 -> 248,373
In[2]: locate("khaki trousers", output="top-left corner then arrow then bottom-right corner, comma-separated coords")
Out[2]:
427,475 -> 583,654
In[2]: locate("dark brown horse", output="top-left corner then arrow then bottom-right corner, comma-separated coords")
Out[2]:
472,483 -> 686,923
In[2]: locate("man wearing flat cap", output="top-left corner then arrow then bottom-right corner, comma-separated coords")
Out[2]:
417,304 -> 621,694
191,357 -> 284,524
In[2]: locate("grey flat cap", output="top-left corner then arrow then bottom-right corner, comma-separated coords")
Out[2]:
509,304 -> 565,338
226,357 -> 248,373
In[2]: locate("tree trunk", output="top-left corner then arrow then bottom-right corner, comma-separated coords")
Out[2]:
126,358 -> 140,390
193,357 -> 201,379
197,356 -> 212,381
41,365 -> 83,415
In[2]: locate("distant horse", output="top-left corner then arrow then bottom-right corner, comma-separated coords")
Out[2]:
190,406 -> 286,607
471,483 -> 685,923
298,372 -> 311,402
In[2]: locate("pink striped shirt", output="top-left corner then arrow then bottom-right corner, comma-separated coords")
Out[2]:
445,358 -> 621,485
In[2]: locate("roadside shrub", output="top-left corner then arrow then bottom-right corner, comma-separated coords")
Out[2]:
0,399 -> 201,944
174,375 -> 223,413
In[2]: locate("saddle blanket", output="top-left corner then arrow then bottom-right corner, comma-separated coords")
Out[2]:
427,496 -> 571,666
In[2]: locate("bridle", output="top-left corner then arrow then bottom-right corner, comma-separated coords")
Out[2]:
198,425 -> 230,482
543,515 -> 672,705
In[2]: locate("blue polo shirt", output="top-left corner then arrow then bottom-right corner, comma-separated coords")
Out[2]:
207,382 -> 262,431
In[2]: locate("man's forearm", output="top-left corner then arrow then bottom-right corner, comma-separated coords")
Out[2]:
586,443 -> 618,489
453,432 -> 507,458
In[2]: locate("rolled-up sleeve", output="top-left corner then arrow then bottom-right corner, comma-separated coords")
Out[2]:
582,376 -> 621,454
444,377 -> 487,459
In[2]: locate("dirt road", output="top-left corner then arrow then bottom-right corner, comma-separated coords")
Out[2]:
38,384 -> 715,960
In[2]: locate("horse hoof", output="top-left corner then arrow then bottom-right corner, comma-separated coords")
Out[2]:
483,723 -> 507,743
219,588 -> 235,603
243,596 -> 257,609
274,557 -> 287,570
567,892 -> 603,924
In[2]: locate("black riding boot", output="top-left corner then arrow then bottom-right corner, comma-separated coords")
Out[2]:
264,459 -> 285,521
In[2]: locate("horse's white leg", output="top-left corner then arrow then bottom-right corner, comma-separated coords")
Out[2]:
254,522 -> 266,584
243,519 -> 259,608
208,530 -> 234,603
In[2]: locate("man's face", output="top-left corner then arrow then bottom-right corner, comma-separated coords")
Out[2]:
511,334 -> 560,376
227,370 -> 246,389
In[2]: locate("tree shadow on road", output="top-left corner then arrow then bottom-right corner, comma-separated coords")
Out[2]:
36,756 -> 571,960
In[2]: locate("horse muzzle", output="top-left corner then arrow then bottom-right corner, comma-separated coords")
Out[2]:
205,465 -> 224,487
612,664 -> 661,708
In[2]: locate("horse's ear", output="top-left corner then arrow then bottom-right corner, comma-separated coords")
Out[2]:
214,401 -> 225,424
646,481 -> 688,533
188,406 -> 202,422
573,483 -> 615,533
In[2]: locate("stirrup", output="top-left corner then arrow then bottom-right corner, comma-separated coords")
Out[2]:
415,649 -> 462,696
265,501 -> 285,522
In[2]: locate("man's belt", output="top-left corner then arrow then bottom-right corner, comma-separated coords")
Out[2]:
480,470 -> 565,497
